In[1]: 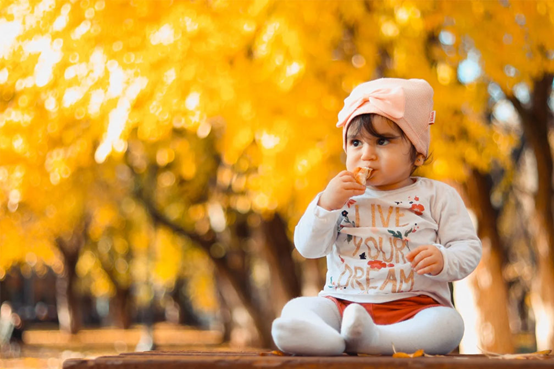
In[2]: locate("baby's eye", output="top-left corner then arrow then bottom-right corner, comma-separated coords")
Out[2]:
350,139 -> 362,147
377,138 -> 390,146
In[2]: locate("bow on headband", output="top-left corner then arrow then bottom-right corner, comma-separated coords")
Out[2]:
336,86 -> 405,128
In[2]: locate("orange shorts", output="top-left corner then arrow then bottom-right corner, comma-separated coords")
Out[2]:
325,295 -> 443,325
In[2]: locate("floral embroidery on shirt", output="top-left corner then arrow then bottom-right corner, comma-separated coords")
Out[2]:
327,276 -> 346,290
341,210 -> 354,225
367,260 -> 395,270
327,276 -> 339,290
408,196 -> 425,216
410,203 -> 425,216
339,210 -> 355,243
388,228 -> 414,251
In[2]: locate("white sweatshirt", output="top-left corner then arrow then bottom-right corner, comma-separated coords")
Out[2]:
294,177 -> 482,307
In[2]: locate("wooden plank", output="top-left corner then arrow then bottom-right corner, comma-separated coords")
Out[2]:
63,351 -> 554,369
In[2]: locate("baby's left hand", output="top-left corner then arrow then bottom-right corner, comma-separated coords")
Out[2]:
406,245 -> 444,276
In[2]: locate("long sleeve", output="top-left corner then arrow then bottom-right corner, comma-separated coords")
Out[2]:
427,184 -> 482,282
294,193 -> 342,258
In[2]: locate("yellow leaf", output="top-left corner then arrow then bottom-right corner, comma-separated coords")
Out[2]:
392,349 -> 424,358
259,350 -> 288,356
391,343 -> 424,358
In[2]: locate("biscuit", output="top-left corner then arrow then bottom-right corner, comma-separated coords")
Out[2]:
353,167 -> 372,185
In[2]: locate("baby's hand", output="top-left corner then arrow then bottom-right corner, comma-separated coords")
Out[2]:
318,171 -> 366,211
406,245 -> 444,276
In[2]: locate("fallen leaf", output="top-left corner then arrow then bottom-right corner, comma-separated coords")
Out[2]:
392,349 -> 424,358
259,350 -> 288,356
391,343 -> 424,358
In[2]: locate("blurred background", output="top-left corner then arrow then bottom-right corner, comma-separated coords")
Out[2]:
1,0 -> 554,367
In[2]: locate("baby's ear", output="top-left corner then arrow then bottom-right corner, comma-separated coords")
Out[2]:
414,154 -> 425,167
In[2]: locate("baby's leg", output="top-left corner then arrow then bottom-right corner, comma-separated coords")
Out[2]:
272,297 -> 345,355
341,304 -> 464,355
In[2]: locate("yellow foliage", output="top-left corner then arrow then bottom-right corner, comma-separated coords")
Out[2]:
153,227 -> 182,286
1,0 -> 544,312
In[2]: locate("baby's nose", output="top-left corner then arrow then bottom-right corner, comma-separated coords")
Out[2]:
361,144 -> 377,160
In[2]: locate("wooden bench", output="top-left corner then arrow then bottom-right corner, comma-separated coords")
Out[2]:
63,350 -> 554,368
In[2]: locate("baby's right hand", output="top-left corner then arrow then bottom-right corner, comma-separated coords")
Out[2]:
318,171 -> 366,211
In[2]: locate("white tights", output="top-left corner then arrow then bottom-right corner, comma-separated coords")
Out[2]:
271,296 -> 464,356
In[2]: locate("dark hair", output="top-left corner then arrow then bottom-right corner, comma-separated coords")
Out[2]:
348,114 -> 430,173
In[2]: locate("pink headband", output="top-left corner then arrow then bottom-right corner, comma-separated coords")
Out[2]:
336,78 -> 435,156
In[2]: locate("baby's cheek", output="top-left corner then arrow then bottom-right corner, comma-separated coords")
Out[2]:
345,161 -> 356,173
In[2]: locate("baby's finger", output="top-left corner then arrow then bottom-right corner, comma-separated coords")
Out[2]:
416,265 -> 436,275
407,248 -> 427,264
413,250 -> 431,264
405,246 -> 425,261
341,179 -> 366,191
344,188 -> 366,195
413,256 -> 434,270
340,174 -> 360,184
413,253 -> 436,271
338,170 -> 353,178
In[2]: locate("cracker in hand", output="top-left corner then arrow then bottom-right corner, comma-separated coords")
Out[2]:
353,167 -> 372,185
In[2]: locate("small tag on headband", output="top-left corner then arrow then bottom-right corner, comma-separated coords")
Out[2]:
429,111 -> 436,125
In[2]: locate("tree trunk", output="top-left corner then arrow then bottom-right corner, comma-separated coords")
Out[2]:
134,161 -> 276,347
261,213 -> 302,312
531,248 -> 554,350
55,217 -> 90,334
215,275 -> 233,343
509,74 -> 554,349
458,170 -> 514,353
142,198 -> 274,347
208,236 -> 274,348
56,238 -> 83,334
99,252 -> 134,330
172,278 -> 201,327
111,287 -> 132,329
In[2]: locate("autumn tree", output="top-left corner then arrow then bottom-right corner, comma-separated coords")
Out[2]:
2,0 -> 550,351
438,0 -> 554,351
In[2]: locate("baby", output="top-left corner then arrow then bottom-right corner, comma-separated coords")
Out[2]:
272,78 -> 482,356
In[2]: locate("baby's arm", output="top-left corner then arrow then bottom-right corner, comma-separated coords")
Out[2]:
415,185 -> 481,281
295,171 -> 365,258
294,194 -> 340,258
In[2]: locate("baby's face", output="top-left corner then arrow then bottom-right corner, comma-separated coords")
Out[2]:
346,116 -> 419,191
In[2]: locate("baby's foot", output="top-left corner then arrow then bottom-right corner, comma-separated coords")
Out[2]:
341,304 -> 379,354
272,317 -> 345,356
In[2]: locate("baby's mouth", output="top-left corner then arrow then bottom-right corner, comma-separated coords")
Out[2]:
366,168 -> 373,180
